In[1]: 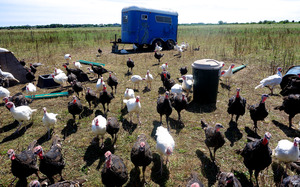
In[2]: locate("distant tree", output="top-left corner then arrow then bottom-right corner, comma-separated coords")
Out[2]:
218,21 -> 224,25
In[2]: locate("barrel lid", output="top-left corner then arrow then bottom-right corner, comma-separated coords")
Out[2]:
192,59 -> 224,70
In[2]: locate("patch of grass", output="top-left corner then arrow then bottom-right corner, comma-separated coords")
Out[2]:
0,24 -> 299,186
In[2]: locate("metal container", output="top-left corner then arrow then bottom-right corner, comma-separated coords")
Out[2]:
192,59 -> 224,104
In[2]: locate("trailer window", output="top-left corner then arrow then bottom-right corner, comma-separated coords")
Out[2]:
141,14 -> 148,20
122,15 -> 128,23
155,16 -> 172,24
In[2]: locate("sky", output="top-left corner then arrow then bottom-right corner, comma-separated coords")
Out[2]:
0,0 -> 299,27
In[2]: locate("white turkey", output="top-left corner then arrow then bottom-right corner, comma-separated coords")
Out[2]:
5,102 -> 37,133
170,84 -> 183,94
42,107 -> 58,140
54,68 -> 63,76
26,83 -> 36,98
123,96 -> 141,125
155,43 -> 163,52
255,67 -> 282,95
182,75 -> 193,97
274,137 -> 300,173
124,88 -> 135,100
52,73 -> 68,87
179,74 -> 193,82
144,70 -> 153,90
0,86 -> 10,100
156,126 -> 175,175
160,63 -> 168,70
87,67 -> 97,78
0,68 -> 20,84
64,54 -> 71,64
131,75 -> 143,91
91,115 -> 107,147
96,77 -> 105,92
73,61 -> 82,69
221,63 -> 235,86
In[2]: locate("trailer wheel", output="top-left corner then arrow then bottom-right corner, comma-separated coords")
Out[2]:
152,39 -> 164,50
166,39 -> 175,50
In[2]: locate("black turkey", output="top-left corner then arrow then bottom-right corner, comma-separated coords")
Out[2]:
201,120 -> 225,161
26,69 -> 35,82
106,116 -> 120,144
85,87 -> 97,109
7,140 -> 40,186
99,84 -> 114,113
227,88 -> 246,123
248,94 -> 269,133
170,92 -> 188,123
107,72 -> 118,94
90,64 -> 108,79
101,151 -> 128,187
274,94 -> 300,128
71,80 -> 83,97
179,66 -> 188,76
157,91 -> 173,131
235,132 -> 272,187
130,134 -> 152,181
67,95 -> 83,121
154,50 -> 164,63
34,135 -> 65,184
126,58 -> 135,74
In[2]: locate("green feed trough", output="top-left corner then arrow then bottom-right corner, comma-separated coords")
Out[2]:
78,60 -> 105,67
25,92 -> 69,99
232,64 -> 247,74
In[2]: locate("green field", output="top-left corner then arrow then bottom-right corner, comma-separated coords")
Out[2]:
0,24 -> 300,186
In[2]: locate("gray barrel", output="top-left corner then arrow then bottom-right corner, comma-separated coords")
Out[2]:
192,59 -> 224,104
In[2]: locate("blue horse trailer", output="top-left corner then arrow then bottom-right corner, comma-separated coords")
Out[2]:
114,6 -> 178,51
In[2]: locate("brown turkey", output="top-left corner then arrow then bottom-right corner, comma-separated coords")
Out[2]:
186,172 -> 204,187
3,92 -> 32,108
130,134 -> 152,181
162,73 -> 176,91
274,94 -> 300,128
34,135 -> 65,184
85,87 -> 97,109
157,91 -> 173,131
201,120 -> 225,161
29,179 -> 87,187
99,84 -> 114,113
280,73 -> 300,96
106,116 -> 120,144
7,140 -> 40,186
160,70 -> 171,82
235,132 -> 272,187
126,58 -> 135,74
107,72 -> 118,94
67,95 -> 83,121
248,94 -> 269,133
227,88 -> 246,123
281,174 -> 300,187
101,151 -> 128,186
170,92 -> 188,124
217,172 -> 242,187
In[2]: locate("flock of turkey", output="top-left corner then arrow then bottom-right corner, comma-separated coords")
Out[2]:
0,43 -> 300,187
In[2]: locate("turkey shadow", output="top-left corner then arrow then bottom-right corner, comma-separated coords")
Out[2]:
124,71 -> 132,77
122,119 -> 137,135
126,167 -> 144,187
82,138 -> 115,171
142,86 -> 151,94
120,107 -> 128,117
244,126 -> 261,139
0,122 -> 33,144
158,87 -> 165,95
186,101 -> 216,113
151,121 -> 162,140
37,129 -> 53,145
0,103 -> 4,107
133,89 -> 140,92
272,120 -> 300,137
225,121 -> 243,147
169,118 -> 184,135
152,63 -> 160,66
220,82 -> 231,91
61,119 -> 78,139
195,149 -> 219,186
150,153 -> 169,187
271,162 -> 285,186
80,106 -> 93,118
0,120 -> 18,134
232,170 -> 253,187
95,109 -> 106,118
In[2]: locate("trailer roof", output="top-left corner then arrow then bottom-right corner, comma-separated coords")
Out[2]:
122,6 -> 178,16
